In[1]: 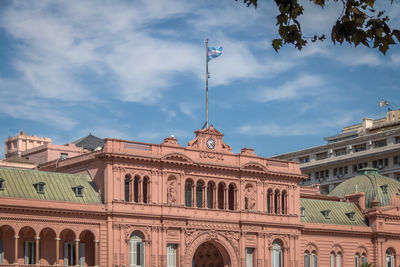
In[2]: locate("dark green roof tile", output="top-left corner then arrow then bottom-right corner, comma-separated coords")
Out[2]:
300,198 -> 367,226
0,167 -> 102,204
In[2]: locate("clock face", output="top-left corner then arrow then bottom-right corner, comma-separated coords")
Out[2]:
206,138 -> 215,149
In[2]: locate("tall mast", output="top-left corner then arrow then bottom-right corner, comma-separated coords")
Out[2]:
206,38 -> 209,129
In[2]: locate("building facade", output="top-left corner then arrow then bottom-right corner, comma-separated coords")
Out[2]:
1,126 -> 400,267
4,132 -> 104,166
273,109 -> 400,194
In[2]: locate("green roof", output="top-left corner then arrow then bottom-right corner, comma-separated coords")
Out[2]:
329,169 -> 400,208
300,198 -> 367,226
0,167 -> 102,204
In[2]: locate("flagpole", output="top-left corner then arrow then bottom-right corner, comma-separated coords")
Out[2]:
206,38 -> 209,129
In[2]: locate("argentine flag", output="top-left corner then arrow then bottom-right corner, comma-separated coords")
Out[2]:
208,46 -> 223,61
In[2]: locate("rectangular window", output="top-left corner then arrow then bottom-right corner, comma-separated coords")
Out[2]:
394,156 -> 399,165
315,172 -> 319,179
375,139 -> 387,148
64,242 -> 75,266
246,248 -> 254,267
316,152 -> 328,160
373,160 -> 378,168
396,136 -> 400,144
25,240 -> 36,264
335,148 -> 346,156
60,153 -> 68,159
167,244 -> 177,267
325,170 -> 329,178
353,165 -> 357,173
299,156 -> 310,163
333,168 -> 337,176
79,243 -> 85,267
355,254 -> 359,267
0,239 -> 3,264
344,166 -> 348,174
354,144 -> 366,152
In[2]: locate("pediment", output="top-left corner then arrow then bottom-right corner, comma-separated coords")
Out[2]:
241,162 -> 268,172
161,153 -> 193,164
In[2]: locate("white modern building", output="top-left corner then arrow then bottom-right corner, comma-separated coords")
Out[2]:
273,108 -> 400,194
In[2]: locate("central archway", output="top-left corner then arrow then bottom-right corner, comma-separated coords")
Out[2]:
192,241 -> 226,267
186,232 -> 237,267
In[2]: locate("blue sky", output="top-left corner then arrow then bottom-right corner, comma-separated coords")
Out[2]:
0,0 -> 400,158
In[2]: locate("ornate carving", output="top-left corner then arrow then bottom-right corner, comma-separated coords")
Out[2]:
167,178 -> 177,204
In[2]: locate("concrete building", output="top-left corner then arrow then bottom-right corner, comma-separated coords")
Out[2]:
1,126 -> 399,267
4,132 -> 104,166
273,109 -> 400,194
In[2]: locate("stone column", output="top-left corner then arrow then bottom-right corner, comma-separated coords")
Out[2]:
14,235 -> 19,264
94,240 -> 99,267
35,236 -> 40,265
75,239 -> 80,266
56,237 -> 60,265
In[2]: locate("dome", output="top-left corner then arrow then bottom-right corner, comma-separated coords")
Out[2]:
329,168 -> 400,208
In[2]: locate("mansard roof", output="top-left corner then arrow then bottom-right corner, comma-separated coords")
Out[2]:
329,168 -> 400,208
72,133 -> 104,151
300,198 -> 367,226
0,167 -> 102,204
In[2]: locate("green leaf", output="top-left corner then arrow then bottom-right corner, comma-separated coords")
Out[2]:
272,38 -> 283,52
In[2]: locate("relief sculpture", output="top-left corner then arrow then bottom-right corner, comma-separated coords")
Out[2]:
167,178 -> 177,204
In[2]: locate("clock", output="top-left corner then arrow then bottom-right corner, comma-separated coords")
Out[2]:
206,138 -> 215,150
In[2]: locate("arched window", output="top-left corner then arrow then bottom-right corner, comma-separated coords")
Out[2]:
228,183 -> 235,210
304,251 -> 310,267
207,182 -> 215,209
271,240 -> 282,267
267,189 -> 273,213
330,252 -> 335,267
133,176 -> 140,203
281,190 -> 288,214
311,251 -> 318,267
386,249 -> 395,267
336,252 -> 342,267
304,250 -> 318,267
274,190 -> 280,214
361,253 -> 368,265
125,175 -> 131,202
196,181 -> 204,208
185,180 -> 193,207
143,176 -> 149,204
355,253 -> 359,267
130,232 -> 145,267
218,183 -> 225,209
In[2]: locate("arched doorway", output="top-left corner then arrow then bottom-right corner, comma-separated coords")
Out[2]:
192,241 -> 230,267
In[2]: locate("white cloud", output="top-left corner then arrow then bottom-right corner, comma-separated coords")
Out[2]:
256,74 -> 325,102
237,113 -> 356,137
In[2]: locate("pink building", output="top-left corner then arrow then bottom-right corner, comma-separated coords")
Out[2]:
1,126 -> 400,267
4,132 -> 104,166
